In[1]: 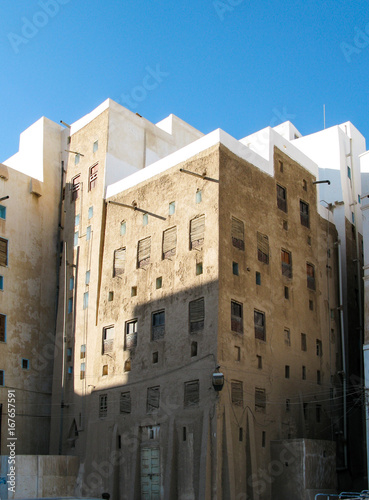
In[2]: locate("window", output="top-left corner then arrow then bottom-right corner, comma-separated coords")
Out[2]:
283,220 -> 288,230
184,380 -> 200,407
89,164 -> 98,190
257,355 -> 262,369
169,201 -> 175,215
303,179 -> 307,191
83,292 -> 88,310
103,326 -> 114,354
22,358 -> 29,370
300,200 -> 309,228
125,320 -> 137,350
189,298 -> 205,333
108,291 -> 114,301
284,328 -> 291,346
232,262 -> 239,276
113,247 -> 126,277
317,370 -> 321,385
231,217 -> 244,250
301,333 -> 307,351
307,235 -> 311,245
0,238 -> 8,266
316,404 -> 321,422
156,277 -> 162,289
196,189 -> 202,203
85,271 -> 90,285
347,166 -> 351,180
162,227 -> 177,259
68,298 -> 73,314
72,175 -> 80,201
99,394 -> 107,418
262,431 -> 266,448
309,299 -> 314,311
255,388 -> 266,412
239,428 -> 243,442
152,311 -> 165,340
143,213 -> 148,226
138,237 -> 151,268
69,277 -> 74,290
191,341 -> 198,357
256,272 -> 261,285
254,310 -> 265,341
86,226 -> 91,241
316,339 -> 322,356
285,365 -> 290,379
80,362 -> 85,380
0,205 -> 6,220
257,232 -> 269,264
74,231 -> 79,247
279,160 -> 283,172
284,286 -> 289,299
190,215 -> 205,249
286,399 -> 290,412
102,364 -> 108,376
152,352 -> 158,363
281,249 -> 292,278
0,275 -> 3,291
75,154 -> 80,166
277,184 -> 287,212
120,392 -> 131,414
231,380 -> 243,406
120,221 -> 126,236
67,366 -> 73,376
93,140 -> 98,153
303,403 -> 308,419
75,214 -> 80,226
147,386 -> 160,413
235,346 -> 240,361
306,263 -> 315,290
0,370 -> 4,386
80,345 -> 86,359
231,301 -> 243,334
124,359 -> 131,372
196,262 -> 203,275
302,365 -> 306,380
131,286 -> 137,297
0,314 -> 6,342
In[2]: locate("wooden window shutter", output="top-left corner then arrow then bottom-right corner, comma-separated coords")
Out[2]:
255,387 -> 266,411
189,298 -> 204,333
231,380 -> 243,406
231,217 -> 245,250
163,226 -> 177,258
113,247 -> 126,277
138,237 -> 151,267
257,232 -> 269,263
0,314 -> 5,342
147,386 -> 160,413
120,392 -> 131,414
184,380 -> 200,407
0,238 -> 7,267
190,215 -> 205,249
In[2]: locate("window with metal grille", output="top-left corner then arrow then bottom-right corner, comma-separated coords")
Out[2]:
113,247 -> 126,277
80,363 -> 85,380
231,301 -> 243,334
231,217 -> 244,250
255,387 -> 266,412
71,175 -> 80,201
189,298 -> 204,333
276,184 -> 287,212
301,333 -> 307,351
300,200 -> 309,228
0,314 -> 6,342
89,163 -> 98,190
184,380 -> 200,407
137,236 -> 151,268
162,226 -> 177,259
0,238 -> 8,267
190,215 -> 205,249
99,394 -> 107,418
120,392 -> 131,414
147,386 -> 160,413
306,263 -> 315,290
254,310 -> 265,341
231,380 -> 243,406
152,311 -> 165,341
257,232 -> 269,264
103,326 -> 114,354
281,249 -> 292,277
125,320 -> 137,350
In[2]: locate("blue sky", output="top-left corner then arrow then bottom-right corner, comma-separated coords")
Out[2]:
1,0 -> 368,161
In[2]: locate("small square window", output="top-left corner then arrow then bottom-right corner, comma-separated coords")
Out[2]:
67,347 -> 72,362
83,292 -> 89,310
0,370 -> 4,386
85,271 -> 90,285
102,364 -> 108,376
257,355 -> 262,369
235,346 -> 240,361
285,365 -> 290,378
68,297 -> 73,314
196,262 -> 203,275
88,206 -> 93,219
191,341 -> 198,357
303,179 -> 307,191
284,286 -> 289,299
232,262 -> 239,276
301,333 -> 307,351
302,365 -> 306,380
68,366 -> 73,375
80,345 -> 86,359
256,272 -> 261,285
75,214 -> 80,226
279,160 -> 283,172
74,231 -> 79,247
75,154 -> 80,165
86,226 -> 91,241
309,299 -> 314,311
196,190 -> 202,204
169,202 -> 175,215
108,291 -> 114,301
0,205 -> 6,220
152,352 -> 158,364
131,286 -> 137,297
22,358 -> 29,370
93,140 -> 98,153
143,213 -> 148,226
284,328 -> 291,346
120,221 -> 126,236
0,275 -> 3,291
262,431 -> 266,448
156,277 -> 162,289
69,277 -> 74,290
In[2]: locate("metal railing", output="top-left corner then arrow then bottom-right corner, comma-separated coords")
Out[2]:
315,491 -> 369,499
